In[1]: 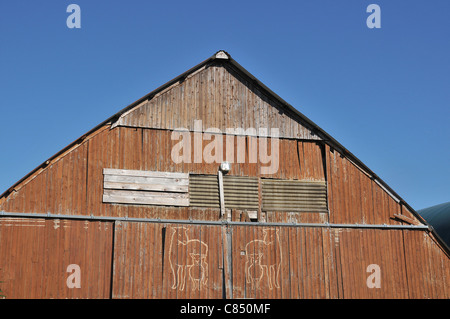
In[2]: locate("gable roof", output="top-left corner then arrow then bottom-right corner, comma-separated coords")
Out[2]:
1,50 -> 448,253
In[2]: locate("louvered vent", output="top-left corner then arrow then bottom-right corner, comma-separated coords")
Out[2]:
223,176 -> 259,210
189,175 -> 259,210
262,179 -> 327,213
189,175 -> 220,208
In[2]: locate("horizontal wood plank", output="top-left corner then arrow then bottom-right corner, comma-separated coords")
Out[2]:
103,190 -> 189,206
103,168 -> 188,179
104,174 -> 189,186
104,181 -> 188,193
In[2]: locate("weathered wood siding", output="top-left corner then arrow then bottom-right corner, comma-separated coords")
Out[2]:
0,128 -> 420,226
103,169 -> 189,206
1,126 -> 447,299
109,223 -> 450,299
113,63 -> 321,140
0,218 -> 113,299
325,144 -> 418,225
0,54 -> 448,299
112,222 -> 224,299
0,127 -> 326,221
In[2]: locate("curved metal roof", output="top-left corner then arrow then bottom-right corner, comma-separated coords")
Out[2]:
419,202 -> 450,247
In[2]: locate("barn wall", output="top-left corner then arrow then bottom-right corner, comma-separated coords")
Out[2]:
402,230 -> 450,298
1,125 -> 447,299
0,126 -> 422,227
0,127 -> 448,299
0,56 -> 448,299
0,127 -> 325,222
106,222 -> 450,299
0,218 -> 113,299
325,144 -> 418,225
0,218 -> 444,299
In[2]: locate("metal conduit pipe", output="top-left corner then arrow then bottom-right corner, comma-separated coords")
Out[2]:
0,211 -> 429,230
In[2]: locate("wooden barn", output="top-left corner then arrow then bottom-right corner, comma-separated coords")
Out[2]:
0,51 -> 448,299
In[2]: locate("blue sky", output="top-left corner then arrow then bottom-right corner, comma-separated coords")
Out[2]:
0,0 -> 448,211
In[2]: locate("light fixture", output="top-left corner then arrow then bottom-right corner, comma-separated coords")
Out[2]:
219,161 -> 231,173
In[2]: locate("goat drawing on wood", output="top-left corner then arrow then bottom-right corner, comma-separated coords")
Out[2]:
168,226 -> 208,291
245,228 -> 282,290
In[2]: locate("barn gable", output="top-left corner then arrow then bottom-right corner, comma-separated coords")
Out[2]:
0,51 -> 448,299
112,52 -> 321,140
0,51 -> 429,228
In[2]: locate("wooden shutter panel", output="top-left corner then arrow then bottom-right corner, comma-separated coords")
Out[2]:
103,169 -> 189,206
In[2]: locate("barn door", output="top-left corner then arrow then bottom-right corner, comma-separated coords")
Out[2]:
227,225 -> 333,299
112,222 -> 225,299
226,225 -> 285,299
111,222 -> 335,299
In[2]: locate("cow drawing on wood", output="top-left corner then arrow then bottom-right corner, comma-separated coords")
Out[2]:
168,227 -> 208,291
245,228 -> 282,290
187,250 -> 208,291
246,253 -> 264,289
